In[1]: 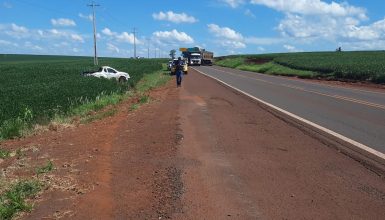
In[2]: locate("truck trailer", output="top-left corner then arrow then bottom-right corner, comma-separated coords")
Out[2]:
180,47 -> 214,66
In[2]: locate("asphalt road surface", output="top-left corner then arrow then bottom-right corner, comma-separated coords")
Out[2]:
193,66 -> 385,154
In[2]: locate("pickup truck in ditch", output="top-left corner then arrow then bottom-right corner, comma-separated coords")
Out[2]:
83,66 -> 130,82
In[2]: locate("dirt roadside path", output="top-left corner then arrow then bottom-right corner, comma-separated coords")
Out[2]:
1,69 -> 384,219
2,81 -> 182,219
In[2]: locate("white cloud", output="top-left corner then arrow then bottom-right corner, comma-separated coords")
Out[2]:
343,18 -> 385,40
24,41 -> 43,51
78,13 -> 93,21
221,0 -> 245,8
107,43 -> 120,53
11,23 -> 28,33
257,46 -> 265,52
208,23 -> 243,41
102,28 -> 114,36
0,39 -> 18,47
207,24 -> 245,48
152,11 -> 198,24
248,0 -> 385,51
116,32 -> 136,43
101,28 -> 140,44
34,29 -> 84,43
244,9 -> 256,18
70,34 -> 84,42
245,37 -> 284,45
277,13 -> 385,42
283,44 -> 295,51
340,40 -> 385,51
250,0 -> 367,18
152,29 -> 194,45
51,18 -> 76,27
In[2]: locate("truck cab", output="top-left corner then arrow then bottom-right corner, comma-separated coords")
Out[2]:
189,53 -> 202,66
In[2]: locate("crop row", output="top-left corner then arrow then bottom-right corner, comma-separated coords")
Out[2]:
217,51 -> 385,83
0,55 -> 165,129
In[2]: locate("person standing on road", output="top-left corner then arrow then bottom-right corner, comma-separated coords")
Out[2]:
175,57 -> 184,87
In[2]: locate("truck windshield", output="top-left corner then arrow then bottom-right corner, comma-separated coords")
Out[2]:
191,55 -> 201,59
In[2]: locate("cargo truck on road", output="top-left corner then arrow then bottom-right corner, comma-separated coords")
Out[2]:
180,47 -> 214,66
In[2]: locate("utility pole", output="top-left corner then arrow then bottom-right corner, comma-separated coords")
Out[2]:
147,38 -> 150,59
88,1 -> 99,65
132,28 -> 138,58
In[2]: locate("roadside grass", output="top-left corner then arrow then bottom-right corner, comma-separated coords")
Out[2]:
35,160 -> 54,175
216,57 -> 316,78
0,108 -> 33,141
130,104 -> 140,111
80,109 -> 118,124
0,180 -> 41,220
15,148 -> 25,159
237,62 -> 316,78
0,149 -> 11,159
129,70 -> 171,111
135,69 -> 172,93
216,57 -> 245,68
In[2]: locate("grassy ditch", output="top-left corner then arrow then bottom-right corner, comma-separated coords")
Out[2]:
0,146 -> 56,219
215,51 -> 385,83
237,62 -> 315,78
216,56 -> 316,79
129,68 -> 172,111
0,180 -> 42,219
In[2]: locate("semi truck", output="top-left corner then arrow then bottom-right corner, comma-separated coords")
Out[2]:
180,47 -> 214,66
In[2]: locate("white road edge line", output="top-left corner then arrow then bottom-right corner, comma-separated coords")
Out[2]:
192,67 -> 385,161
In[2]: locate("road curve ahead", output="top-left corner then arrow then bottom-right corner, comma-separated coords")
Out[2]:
193,66 -> 385,155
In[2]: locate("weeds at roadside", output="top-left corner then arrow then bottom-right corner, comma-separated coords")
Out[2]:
0,180 -> 41,220
130,104 -> 140,111
80,108 -> 118,124
36,160 -> 54,175
236,62 -> 316,78
0,108 -> 33,140
0,149 -> 11,159
15,148 -> 26,160
139,95 -> 150,104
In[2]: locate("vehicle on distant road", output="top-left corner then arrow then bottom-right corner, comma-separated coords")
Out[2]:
180,47 -> 214,66
170,59 -> 188,75
83,66 -> 130,82
167,61 -> 173,70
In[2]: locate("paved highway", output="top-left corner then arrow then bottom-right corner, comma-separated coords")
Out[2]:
193,66 -> 385,154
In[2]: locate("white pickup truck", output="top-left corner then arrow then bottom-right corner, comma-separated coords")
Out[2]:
84,66 -> 130,82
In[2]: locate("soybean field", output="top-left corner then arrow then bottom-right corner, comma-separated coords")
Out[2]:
216,51 -> 385,83
0,54 -> 165,138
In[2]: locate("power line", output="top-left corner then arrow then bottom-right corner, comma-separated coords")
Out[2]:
88,1 -> 100,65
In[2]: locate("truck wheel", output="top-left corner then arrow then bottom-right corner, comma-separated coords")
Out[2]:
118,76 -> 127,83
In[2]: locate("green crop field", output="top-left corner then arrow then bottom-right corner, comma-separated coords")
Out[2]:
216,51 -> 385,83
0,54 -> 166,139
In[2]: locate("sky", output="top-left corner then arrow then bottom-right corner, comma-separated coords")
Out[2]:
1,0 -> 385,57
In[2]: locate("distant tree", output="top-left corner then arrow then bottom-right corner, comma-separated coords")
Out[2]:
169,49 -> 176,59
336,47 -> 342,52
